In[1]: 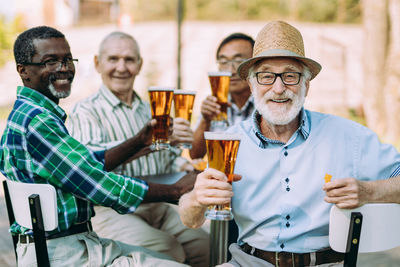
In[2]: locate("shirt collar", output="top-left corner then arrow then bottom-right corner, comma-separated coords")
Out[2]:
17,86 -> 67,121
229,94 -> 254,113
251,108 -> 309,147
99,84 -> 142,110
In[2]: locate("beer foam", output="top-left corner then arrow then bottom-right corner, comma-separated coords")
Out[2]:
174,89 -> 196,95
148,86 -> 175,92
204,131 -> 241,140
207,71 -> 232,77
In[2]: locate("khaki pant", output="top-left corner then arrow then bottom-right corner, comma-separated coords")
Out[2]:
16,231 -> 189,267
92,203 -> 209,267
217,244 -> 343,267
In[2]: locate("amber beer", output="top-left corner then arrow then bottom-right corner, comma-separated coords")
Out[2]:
208,71 -> 231,123
174,90 -> 196,121
173,90 -> 196,149
204,131 -> 241,220
148,87 -> 174,150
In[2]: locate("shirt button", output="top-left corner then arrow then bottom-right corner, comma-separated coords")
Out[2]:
286,215 -> 290,220
286,222 -> 290,228
280,243 -> 285,249
285,177 -> 289,183
284,146 -> 288,149
286,187 -> 290,192
284,151 -> 288,156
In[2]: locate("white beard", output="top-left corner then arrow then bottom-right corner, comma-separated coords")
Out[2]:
48,83 -> 71,99
253,82 -> 307,126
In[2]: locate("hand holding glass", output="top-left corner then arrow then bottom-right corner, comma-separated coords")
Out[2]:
173,90 -> 196,149
208,71 -> 231,131
148,87 -> 174,150
204,131 -> 241,220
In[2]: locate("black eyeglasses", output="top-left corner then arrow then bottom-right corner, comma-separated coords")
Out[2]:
23,58 -> 78,70
255,72 -> 302,85
217,58 -> 247,70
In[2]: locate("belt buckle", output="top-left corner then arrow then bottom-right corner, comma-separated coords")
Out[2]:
275,251 -> 279,267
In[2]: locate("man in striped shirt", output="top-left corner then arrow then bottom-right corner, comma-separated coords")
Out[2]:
1,26 -> 190,266
67,32 -> 209,266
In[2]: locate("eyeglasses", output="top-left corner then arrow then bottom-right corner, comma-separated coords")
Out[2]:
255,72 -> 302,85
23,58 -> 78,70
217,58 -> 246,69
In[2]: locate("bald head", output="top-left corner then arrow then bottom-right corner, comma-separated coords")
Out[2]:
98,32 -> 141,60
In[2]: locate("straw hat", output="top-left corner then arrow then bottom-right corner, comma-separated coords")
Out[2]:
238,21 -> 321,80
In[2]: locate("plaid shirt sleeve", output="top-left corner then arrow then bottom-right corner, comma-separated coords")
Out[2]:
26,112 -> 148,214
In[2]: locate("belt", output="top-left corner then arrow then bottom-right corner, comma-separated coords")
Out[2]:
19,222 -> 92,244
241,243 -> 344,267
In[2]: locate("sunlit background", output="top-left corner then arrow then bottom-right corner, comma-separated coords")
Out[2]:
1,1 -> 400,266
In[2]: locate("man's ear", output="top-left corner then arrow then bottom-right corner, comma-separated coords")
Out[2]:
304,79 -> 310,96
94,55 -> 101,73
16,64 -> 30,82
138,57 -> 143,73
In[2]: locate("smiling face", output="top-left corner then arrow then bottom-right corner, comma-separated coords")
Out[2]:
95,36 -> 142,98
217,39 -> 253,95
249,57 -> 309,126
17,37 -> 75,103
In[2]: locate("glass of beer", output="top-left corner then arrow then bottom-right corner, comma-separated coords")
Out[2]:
173,89 -> 196,149
148,86 -> 174,150
204,131 -> 241,220
208,71 -> 231,131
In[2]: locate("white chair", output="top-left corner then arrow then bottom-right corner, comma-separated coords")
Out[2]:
329,203 -> 400,267
3,179 -> 58,267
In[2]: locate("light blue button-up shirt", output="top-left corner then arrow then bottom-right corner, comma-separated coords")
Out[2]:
227,109 -> 400,253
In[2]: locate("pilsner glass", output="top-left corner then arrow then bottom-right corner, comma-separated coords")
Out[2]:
204,131 -> 241,220
173,90 -> 196,149
208,71 -> 231,131
148,86 -> 174,150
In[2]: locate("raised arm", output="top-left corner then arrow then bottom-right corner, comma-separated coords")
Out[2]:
190,96 -> 220,159
178,168 -> 241,228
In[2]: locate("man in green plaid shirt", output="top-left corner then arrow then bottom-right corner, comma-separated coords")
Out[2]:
0,26 -> 191,266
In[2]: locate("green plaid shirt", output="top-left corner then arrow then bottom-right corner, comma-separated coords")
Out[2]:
0,86 -> 148,235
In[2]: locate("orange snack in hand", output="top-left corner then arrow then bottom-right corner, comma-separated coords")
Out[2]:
324,173 -> 332,183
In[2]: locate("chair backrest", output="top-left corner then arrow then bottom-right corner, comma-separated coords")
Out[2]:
6,179 -> 58,231
329,203 -> 400,253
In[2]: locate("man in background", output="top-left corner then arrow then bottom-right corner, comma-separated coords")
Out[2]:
68,31 -> 209,266
190,32 -> 255,159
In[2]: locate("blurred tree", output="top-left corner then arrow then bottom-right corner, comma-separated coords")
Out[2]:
363,0 -> 400,144
0,15 -> 26,67
122,0 -> 361,23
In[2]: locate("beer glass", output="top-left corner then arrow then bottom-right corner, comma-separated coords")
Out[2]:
204,131 -> 241,220
148,86 -> 174,150
173,89 -> 196,149
208,71 -> 231,131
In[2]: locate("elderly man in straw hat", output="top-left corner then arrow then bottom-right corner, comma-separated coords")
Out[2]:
178,21 -> 400,266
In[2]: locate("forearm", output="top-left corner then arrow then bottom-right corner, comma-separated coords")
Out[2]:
178,191 -> 207,228
189,118 -> 209,159
142,182 -> 181,204
365,176 -> 400,204
104,136 -> 148,171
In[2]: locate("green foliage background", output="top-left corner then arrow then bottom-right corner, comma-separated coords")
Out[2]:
129,0 -> 361,23
0,15 -> 26,67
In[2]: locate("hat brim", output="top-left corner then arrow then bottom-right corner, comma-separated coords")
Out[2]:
238,49 -> 322,81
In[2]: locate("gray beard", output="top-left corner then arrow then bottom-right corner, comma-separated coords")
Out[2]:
48,83 -> 71,99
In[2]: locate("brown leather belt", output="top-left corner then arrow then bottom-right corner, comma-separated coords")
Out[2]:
19,222 -> 92,244
241,243 -> 344,266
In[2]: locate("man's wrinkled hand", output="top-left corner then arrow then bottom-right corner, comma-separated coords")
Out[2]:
323,177 -> 371,209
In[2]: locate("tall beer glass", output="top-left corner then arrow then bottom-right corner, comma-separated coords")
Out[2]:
208,71 -> 231,131
148,87 -> 174,150
173,90 -> 196,149
204,131 -> 241,220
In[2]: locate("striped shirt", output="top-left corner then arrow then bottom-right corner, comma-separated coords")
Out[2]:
67,85 -> 180,178
0,86 -> 148,235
